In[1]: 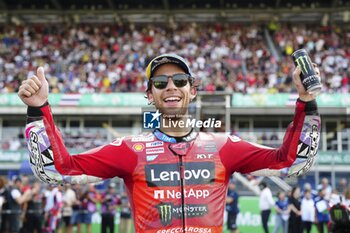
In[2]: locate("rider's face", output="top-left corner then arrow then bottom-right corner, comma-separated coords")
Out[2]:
147,64 -> 196,114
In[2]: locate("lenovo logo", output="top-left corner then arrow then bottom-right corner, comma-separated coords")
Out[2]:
145,162 -> 215,187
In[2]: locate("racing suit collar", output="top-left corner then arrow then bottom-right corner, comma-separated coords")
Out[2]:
153,129 -> 198,143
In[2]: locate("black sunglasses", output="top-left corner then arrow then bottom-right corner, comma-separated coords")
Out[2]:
151,73 -> 193,89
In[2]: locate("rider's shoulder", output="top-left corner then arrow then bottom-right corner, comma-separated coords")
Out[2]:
109,132 -> 156,147
124,132 -> 156,143
198,132 -> 241,143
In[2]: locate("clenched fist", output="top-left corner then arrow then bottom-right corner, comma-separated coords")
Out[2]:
18,67 -> 49,107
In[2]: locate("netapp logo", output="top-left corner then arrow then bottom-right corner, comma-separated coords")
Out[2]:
145,162 -> 215,187
154,188 -> 210,199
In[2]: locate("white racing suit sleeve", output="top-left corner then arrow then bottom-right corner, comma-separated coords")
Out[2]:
26,119 -> 103,185
251,114 -> 320,177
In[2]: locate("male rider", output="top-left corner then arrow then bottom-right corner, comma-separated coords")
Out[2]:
18,54 -> 320,233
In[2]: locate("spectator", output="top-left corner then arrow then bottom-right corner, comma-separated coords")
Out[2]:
0,176 -> 8,232
70,184 -> 82,233
1,141 -> 10,150
259,181 -> 275,233
101,183 -> 119,233
301,189 -> 315,233
9,137 -> 21,151
226,181 -> 240,233
337,178 -> 347,193
44,185 -> 63,233
259,132 -> 268,145
302,183 -> 317,199
79,184 -> 98,233
288,186 -> 302,233
20,175 -> 31,193
23,181 -> 43,233
118,192 -> 133,233
1,177 -> 32,233
329,189 -> 341,207
61,184 -> 77,233
343,188 -> 350,207
317,178 -> 332,200
314,189 -> 330,233
274,191 -> 289,233
269,131 -> 279,148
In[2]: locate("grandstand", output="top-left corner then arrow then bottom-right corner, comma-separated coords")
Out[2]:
0,0 -> 349,23
0,1 -> 349,232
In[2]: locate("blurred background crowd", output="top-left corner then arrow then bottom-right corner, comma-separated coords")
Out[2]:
0,23 -> 349,95
226,176 -> 350,233
1,175 -> 349,233
0,175 -> 132,233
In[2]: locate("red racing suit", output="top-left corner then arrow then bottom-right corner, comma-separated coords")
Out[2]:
25,99 -> 320,233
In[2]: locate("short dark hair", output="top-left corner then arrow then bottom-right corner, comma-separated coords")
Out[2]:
259,181 -> 267,189
14,177 -> 22,183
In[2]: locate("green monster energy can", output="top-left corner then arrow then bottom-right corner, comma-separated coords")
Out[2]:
292,49 -> 322,95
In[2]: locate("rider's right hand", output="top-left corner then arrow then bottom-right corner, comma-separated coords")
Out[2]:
18,67 -> 49,107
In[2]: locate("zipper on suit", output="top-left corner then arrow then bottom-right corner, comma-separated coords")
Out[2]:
178,155 -> 186,232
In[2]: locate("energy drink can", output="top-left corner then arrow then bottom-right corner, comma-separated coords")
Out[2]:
291,49 -> 322,95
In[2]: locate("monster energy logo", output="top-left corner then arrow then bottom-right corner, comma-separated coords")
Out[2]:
333,209 -> 343,221
295,55 -> 313,75
158,203 -> 173,226
157,203 -> 209,226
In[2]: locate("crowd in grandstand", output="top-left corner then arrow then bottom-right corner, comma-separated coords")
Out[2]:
1,127 -> 282,151
1,175 -> 350,233
272,23 -> 350,93
228,177 -> 350,233
1,128 -> 107,151
0,23 -> 349,94
0,176 -> 132,233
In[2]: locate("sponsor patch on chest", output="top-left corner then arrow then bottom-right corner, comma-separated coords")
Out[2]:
146,147 -> 165,154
